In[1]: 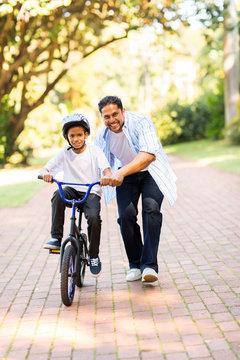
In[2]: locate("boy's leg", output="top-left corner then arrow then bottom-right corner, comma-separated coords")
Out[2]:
83,194 -> 102,278
51,186 -> 78,240
83,194 -> 101,258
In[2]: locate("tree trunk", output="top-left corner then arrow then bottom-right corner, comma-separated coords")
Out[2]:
223,0 -> 239,127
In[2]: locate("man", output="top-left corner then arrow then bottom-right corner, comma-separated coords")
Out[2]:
95,96 -> 177,283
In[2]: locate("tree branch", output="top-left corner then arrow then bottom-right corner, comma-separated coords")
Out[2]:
81,31 -> 136,59
30,68 -> 68,111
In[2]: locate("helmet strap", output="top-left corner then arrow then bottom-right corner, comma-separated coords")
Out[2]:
66,137 -> 86,151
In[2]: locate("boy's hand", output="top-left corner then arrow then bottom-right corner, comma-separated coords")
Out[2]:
39,168 -> 53,183
100,175 -> 111,186
43,174 -> 53,183
101,167 -> 114,186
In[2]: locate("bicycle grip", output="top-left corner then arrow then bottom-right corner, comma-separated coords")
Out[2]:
38,175 -> 43,180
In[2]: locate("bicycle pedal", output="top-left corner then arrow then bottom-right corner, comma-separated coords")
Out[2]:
49,249 -> 60,254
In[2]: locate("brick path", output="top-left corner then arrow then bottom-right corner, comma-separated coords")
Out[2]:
0,155 -> 240,360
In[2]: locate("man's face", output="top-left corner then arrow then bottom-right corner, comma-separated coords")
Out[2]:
67,126 -> 88,149
101,103 -> 125,133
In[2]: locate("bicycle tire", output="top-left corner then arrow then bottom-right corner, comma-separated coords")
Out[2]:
76,233 -> 87,287
61,245 -> 76,306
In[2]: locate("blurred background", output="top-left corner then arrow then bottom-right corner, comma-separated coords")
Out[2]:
0,0 -> 239,175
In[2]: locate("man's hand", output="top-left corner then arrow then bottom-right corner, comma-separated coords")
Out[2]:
100,151 -> 155,187
100,171 -> 124,187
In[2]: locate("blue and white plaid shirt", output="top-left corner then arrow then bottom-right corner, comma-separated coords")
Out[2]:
95,111 -> 177,206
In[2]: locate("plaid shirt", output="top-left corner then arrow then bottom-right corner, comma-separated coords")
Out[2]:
95,111 -> 177,206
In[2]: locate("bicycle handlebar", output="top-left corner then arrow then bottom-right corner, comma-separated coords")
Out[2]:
38,175 -> 100,205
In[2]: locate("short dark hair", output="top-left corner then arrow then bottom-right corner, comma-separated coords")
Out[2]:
98,96 -> 123,113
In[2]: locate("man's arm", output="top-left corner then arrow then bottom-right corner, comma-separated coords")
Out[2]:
100,151 -> 155,187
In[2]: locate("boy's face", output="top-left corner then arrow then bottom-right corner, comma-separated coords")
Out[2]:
101,103 -> 125,133
67,126 -> 88,150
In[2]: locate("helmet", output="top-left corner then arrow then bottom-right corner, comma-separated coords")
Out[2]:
62,112 -> 90,138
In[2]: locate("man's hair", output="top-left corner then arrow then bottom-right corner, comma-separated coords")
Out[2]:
98,96 -> 123,113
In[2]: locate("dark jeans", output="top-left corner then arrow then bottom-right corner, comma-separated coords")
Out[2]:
116,171 -> 164,273
51,186 -> 101,258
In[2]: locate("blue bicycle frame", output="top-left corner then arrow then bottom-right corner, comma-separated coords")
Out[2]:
38,176 -> 100,271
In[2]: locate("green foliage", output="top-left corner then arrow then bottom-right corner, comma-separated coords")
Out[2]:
153,78 -> 225,145
155,101 -> 210,145
204,81 -> 225,139
0,95 -> 14,164
191,22 -> 225,141
16,99 -> 64,161
0,1 -> 229,162
194,0 -> 224,30
194,26 -> 225,141
196,27 -> 223,94
226,100 -> 240,145
153,111 -> 182,146
0,0 -> 185,164
174,102 -> 210,142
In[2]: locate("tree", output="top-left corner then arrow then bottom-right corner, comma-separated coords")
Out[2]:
223,0 -> 239,126
193,0 -> 239,129
0,0 -> 184,164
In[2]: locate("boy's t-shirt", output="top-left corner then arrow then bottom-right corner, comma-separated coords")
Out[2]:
43,143 -> 110,196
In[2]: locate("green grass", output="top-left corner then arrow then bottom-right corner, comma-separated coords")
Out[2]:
0,151 -> 54,207
165,139 -> 240,174
0,180 -> 45,207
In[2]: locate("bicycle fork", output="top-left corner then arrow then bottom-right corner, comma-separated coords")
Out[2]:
60,201 -> 79,273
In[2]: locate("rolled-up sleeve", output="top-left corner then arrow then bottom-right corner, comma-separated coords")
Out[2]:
136,116 -> 160,155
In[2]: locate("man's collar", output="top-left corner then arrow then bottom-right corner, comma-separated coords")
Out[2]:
103,126 -> 109,140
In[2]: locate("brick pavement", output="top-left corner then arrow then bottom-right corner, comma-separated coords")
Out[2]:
0,155 -> 240,360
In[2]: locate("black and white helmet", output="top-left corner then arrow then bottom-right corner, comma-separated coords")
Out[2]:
62,112 -> 90,138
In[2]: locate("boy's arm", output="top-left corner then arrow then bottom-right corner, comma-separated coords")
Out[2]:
39,167 -> 53,183
38,148 -> 64,183
102,167 -> 112,177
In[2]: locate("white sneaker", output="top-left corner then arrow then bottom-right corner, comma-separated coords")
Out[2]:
126,268 -> 142,282
142,268 -> 158,283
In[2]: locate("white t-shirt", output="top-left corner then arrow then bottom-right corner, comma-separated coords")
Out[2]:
41,144 -> 110,196
109,131 -> 136,166
109,130 -> 148,171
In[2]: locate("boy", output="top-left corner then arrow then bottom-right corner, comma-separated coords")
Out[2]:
39,112 -> 112,278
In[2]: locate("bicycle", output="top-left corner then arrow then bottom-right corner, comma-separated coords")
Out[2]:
38,175 -> 100,306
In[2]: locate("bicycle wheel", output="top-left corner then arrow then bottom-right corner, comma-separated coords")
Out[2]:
76,233 -> 87,288
61,245 -> 76,306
